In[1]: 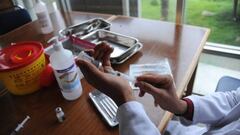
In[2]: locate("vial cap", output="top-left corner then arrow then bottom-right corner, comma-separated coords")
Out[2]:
55,107 -> 62,113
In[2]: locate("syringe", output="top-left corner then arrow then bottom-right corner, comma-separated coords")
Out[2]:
105,69 -> 136,84
77,52 -> 135,83
10,115 -> 30,135
77,51 -> 102,68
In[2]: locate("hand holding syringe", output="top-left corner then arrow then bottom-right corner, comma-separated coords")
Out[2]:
104,69 -> 136,84
77,51 -> 136,84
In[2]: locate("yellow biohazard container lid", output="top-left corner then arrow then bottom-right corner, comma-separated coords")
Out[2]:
0,41 -> 44,71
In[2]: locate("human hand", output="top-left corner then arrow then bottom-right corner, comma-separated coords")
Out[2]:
76,59 -> 134,106
135,74 -> 187,114
85,41 -> 113,71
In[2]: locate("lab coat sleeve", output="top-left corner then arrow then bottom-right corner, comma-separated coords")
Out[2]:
116,101 -> 161,135
184,88 -> 240,125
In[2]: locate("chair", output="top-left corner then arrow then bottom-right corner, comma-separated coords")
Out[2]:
0,6 -> 32,35
215,76 -> 240,92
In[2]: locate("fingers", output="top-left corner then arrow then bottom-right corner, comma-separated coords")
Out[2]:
135,81 -> 161,96
84,49 -> 94,56
137,74 -> 171,84
136,74 -> 173,88
102,45 -> 113,67
75,58 -> 100,76
93,44 -> 102,59
95,44 -> 106,60
138,90 -> 145,97
75,58 -> 105,87
93,42 -> 113,67
94,42 -> 108,59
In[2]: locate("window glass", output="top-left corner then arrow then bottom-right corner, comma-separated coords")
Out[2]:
185,0 -> 240,46
141,0 -> 176,22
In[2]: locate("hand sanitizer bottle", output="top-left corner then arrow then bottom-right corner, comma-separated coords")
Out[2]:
49,37 -> 82,100
34,0 -> 53,34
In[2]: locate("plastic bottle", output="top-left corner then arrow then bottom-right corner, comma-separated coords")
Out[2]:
49,37 -> 82,100
34,0 -> 53,34
51,1 -> 66,31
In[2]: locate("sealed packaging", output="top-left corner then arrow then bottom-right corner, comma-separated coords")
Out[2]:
129,58 -> 172,89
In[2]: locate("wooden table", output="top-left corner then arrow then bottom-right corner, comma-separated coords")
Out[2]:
0,11 -> 210,135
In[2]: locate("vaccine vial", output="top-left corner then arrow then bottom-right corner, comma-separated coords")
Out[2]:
55,107 -> 65,123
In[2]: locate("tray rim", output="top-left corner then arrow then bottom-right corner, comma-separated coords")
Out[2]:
81,29 -> 141,60
111,42 -> 143,64
58,18 -> 111,37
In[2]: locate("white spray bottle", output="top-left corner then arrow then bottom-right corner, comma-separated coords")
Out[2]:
50,37 -> 82,100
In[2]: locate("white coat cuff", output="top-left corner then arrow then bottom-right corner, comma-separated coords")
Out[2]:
116,101 -> 144,121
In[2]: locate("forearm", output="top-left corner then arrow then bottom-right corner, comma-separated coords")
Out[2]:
175,98 -> 194,121
117,101 -> 161,135
185,89 -> 240,125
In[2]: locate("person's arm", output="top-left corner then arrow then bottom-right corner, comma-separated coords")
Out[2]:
184,88 -> 240,125
135,74 -> 188,115
76,44 -> 161,135
136,74 -> 240,126
117,101 -> 160,135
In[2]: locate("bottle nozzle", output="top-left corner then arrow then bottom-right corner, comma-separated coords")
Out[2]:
49,36 -> 63,51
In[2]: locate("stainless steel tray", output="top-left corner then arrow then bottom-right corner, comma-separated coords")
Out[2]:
89,89 -> 118,127
59,18 -> 111,38
46,18 -> 142,64
82,30 -> 143,64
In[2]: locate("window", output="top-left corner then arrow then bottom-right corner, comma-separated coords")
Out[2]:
185,0 -> 240,46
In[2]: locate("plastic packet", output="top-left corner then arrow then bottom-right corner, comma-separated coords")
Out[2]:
129,58 -> 172,89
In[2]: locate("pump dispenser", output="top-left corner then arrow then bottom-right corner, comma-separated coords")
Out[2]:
52,38 -> 63,51
49,37 -> 82,100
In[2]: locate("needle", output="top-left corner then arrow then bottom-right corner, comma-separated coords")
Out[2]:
105,69 -> 136,84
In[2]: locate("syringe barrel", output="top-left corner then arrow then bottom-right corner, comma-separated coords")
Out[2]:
77,51 -> 101,68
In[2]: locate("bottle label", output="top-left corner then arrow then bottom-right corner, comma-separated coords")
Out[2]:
55,64 -> 81,92
36,12 -> 49,28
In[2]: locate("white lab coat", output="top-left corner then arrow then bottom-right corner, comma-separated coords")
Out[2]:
116,88 -> 240,135
117,101 -> 160,135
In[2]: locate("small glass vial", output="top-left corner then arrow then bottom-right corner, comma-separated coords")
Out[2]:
55,107 -> 65,123
77,51 -> 102,68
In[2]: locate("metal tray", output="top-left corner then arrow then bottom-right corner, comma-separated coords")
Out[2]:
59,18 -> 111,38
46,18 -> 142,64
89,89 -> 119,127
82,30 -> 143,64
